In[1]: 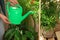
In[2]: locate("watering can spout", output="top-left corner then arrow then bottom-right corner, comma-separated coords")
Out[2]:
22,11 -> 33,21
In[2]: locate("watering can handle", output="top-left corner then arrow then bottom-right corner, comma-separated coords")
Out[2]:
6,2 -> 21,12
6,2 -> 10,12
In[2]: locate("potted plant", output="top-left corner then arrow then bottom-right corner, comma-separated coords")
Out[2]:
4,25 -> 37,40
41,0 -> 57,38
41,14 -> 56,38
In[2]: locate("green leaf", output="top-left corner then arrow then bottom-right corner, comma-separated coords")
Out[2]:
22,35 -> 27,40
4,28 -> 15,38
14,30 -> 22,40
30,36 -> 34,40
25,31 -> 32,38
8,31 -> 16,40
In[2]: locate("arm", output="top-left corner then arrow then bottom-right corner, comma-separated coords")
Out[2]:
0,0 -> 18,15
0,0 -> 9,24
0,0 -> 18,24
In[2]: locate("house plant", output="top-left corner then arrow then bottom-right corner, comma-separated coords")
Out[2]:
4,24 -> 37,40
41,0 -> 57,38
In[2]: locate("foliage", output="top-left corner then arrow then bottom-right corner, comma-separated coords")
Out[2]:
4,0 -> 38,40
4,25 -> 37,40
41,1 -> 57,31
41,14 -> 56,31
17,0 -> 39,23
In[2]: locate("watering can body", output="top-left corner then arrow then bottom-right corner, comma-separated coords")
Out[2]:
6,2 -> 33,25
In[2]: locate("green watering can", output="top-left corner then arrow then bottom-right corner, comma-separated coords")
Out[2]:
6,2 -> 33,25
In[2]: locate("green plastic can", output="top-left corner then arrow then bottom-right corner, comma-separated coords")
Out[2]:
6,2 -> 33,25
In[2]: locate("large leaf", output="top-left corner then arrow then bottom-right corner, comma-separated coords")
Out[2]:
8,30 -> 16,40
4,28 -> 15,39
22,35 -> 27,40
14,30 -> 22,40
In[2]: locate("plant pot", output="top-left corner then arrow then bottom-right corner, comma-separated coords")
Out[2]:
42,30 -> 54,38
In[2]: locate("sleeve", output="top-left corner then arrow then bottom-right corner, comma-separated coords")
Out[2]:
0,7 -> 1,13
0,0 -> 6,16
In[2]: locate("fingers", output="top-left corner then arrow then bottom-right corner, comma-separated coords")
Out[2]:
0,14 -> 10,24
13,0 -> 18,4
10,3 -> 14,6
9,0 -> 18,6
3,19 -> 10,24
3,17 -> 10,24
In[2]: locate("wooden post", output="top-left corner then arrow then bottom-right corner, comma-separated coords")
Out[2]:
39,0 -> 41,40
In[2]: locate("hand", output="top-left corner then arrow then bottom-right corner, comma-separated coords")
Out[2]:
0,14 -> 10,24
8,0 -> 18,6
